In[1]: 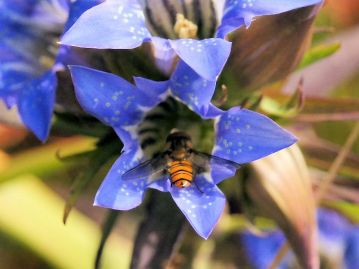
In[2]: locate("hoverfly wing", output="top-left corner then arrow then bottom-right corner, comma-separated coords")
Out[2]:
122,153 -> 168,182
190,150 -> 240,175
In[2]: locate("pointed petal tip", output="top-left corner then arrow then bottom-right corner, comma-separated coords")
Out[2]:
169,38 -> 232,81
35,129 -> 50,143
198,232 -> 210,240
170,183 -> 225,241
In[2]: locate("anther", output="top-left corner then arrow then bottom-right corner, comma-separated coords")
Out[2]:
174,14 -> 198,39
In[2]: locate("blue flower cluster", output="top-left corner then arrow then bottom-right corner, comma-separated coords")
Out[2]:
0,0 -> 322,238
0,0 -> 102,140
242,209 -> 359,269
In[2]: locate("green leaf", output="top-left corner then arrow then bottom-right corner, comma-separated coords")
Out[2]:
63,142 -> 121,224
0,175 -> 130,269
53,112 -> 110,138
0,137 -> 97,183
259,94 -> 302,118
298,43 -> 341,69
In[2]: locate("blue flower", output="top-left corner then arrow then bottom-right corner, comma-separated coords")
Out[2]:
69,65 -> 297,239
0,0 -> 101,141
241,209 -> 359,269
61,0 -> 322,81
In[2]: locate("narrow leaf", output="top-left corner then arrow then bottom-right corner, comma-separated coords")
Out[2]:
0,137 -> 96,182
298,43 -> 341,69
63,142 -> 121,224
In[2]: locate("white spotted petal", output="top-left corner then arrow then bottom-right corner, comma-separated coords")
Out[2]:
170,176 -> 226,239
61,0 -> 151,49
169,60 -> 216,117
95,147 -> 146,210
169,38 -> 232,81
213,107 -> 297,173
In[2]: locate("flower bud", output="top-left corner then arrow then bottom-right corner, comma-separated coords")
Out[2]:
225,5 -> 322,91
246,144 -> 319,269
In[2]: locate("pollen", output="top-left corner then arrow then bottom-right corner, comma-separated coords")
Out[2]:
39,55 -> 55,69
174,14 -> 198,39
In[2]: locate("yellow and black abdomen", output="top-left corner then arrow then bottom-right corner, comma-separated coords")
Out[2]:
167,160 -> 193,188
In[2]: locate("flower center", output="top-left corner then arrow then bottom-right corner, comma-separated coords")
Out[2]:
142,0 -> 219,39
174,14 -> 198,39
18,1 -> 68,74
137,97 -> 214,158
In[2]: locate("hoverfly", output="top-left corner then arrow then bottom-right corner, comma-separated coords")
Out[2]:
122,131 -> 240,191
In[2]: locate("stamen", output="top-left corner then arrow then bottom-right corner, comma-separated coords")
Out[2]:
174,14 -> 198,39
40,55 -> 56,69
40,41 -> 59,69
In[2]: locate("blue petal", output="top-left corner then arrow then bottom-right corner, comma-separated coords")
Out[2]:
217,0 -> 322,37
170,176 -> 226,239
203,103 -> 224,119
170,61 -> 216,117
94,147 -> 146,210
147,176 -> 171,192
61,0 -> 151,49
213,108 -> 297,164
0,95 -> 16,109
2,0 -> 69,30
317,209 -> 349,243
169,38 -> 231,81
69,65 -> 159,128
346,227 -> 359,269
55,45 -> 87,68
133,76 -> 169,102
317,209 -> 355,268
0,0 -> 37,18
0,0 -> 68,23
0,45 -> 35,93
210,161 -> 238,185
0,22 -> 46,79
151,37 -> 177,75
64,0 -> 103,31
18,70 -> 57,141
241,231 -> 285,269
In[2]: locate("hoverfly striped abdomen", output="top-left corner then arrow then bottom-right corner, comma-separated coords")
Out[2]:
167,159 -> 193,188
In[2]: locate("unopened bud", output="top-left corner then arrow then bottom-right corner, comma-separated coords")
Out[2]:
246,144 -> 319,269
